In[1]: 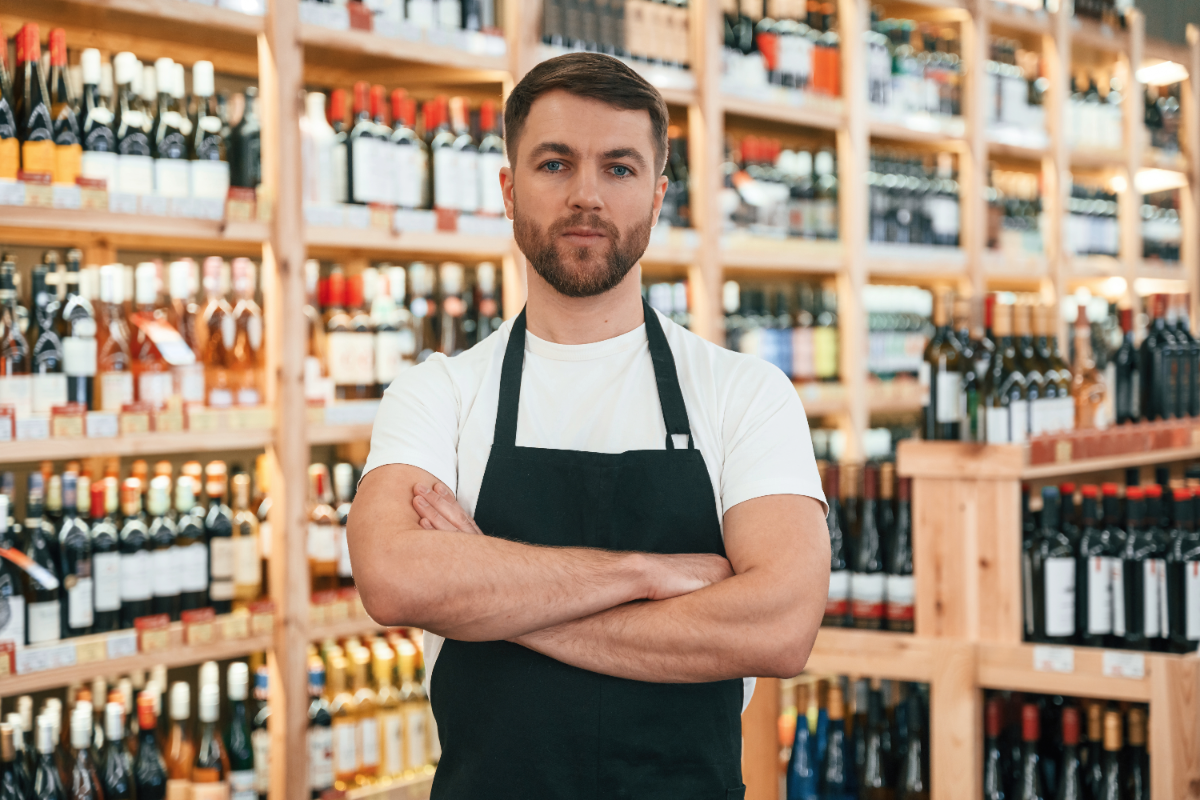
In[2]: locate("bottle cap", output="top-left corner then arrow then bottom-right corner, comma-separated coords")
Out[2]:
105,702 -> 123,741
1102,482 -> 1119,496
137,692 -> 157,730
1127,708 -> 1146,747
172,62 -> 185,100
228,662 -> 249,701
70,708 -> 92,749
174,475 -> 196,513
169,681 -> 190,721
113,52 -> 138,86
1021,703 -> 1039,742
985,697 -> 1002,738
36,716 -> 55,755
192,60 -> 214,97
1061,706 -> 1080,746
81,48 -> 102,85
439,263 -> 464,295
199,684 -> 220,723
199,660 -> 220,690
1103,710 -> 1122,751
1126,486 -> 1144,500
136,262 -> 158,305
1081,485 -> 1098,498
154,58 -> 174,92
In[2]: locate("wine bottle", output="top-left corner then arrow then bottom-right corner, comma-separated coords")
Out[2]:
146,476 -> 180,621
23,474 -> 62,646
1017,703 -> 1045,800
226,663 -> 255,800
204,462 -> 235,614
189,61 -> 229,201
175,476 -> 209,612
1167,486 -> 1200,652
58,472 -> 93,638
346,82 -> 378,205
1174,295 -> 1200,417
328,654 -> 358,789
1114,308 -> 1140,424
1143,485 -> 1173,652
307,661 -> 335,799
15,24 -> 56,178
1075,485 -> 1113,647
920,290 -> 964,440
1014,303 -> 1049,438
817,682 -> 850,799
0,259 -> 32,420
1029,487 -> 1076,644
165,681 -> 194,782
251,668 -> 270,800
824,464 -> 850,627
0,495 -> 25,648
786,683 -> 817,800
351,649 -> 380,783
95,264 -> 134,413
131,263 -> 173,408
229,87 -> 261,189
851,465 -> 885,630
896,688 -> 928,800
0,23 -> 18,181
59,250 -> 97,409
1140,294 -> 1178,421
33,714 -> 65,800
1098,710 -> 1122,800
133,694 -> 167,800
100,703 -> 133,800
112,52 -> 153,195
430,96 -> 458,212
886,476 -> 914,632
332,463 -> 355,589
87,481 -> 119,633
1118,487 -> 1164,651
396,640 -> 430,773
231,473 -> 261,602
390,92 -> 425,210
477,99 -> 505,215
30,261 -> 67,416
118,479 -> 152,628
983,697 -> 1005,800
981,302 -> 1029,443
1055,707 -> 1082,800
68,705 -> 102,800
0,723 -> 23,800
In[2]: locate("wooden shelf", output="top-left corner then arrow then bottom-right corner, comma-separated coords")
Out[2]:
983,251 -> 1049,279
866,244 -> 968,277
869,379 -> 923,413
1069,148 -> 1128,170
0,206 -> 267,252
986,137 -> 1052,160
984,2 -> 1053,35
0,427 -> 275,465
1065,254 -> 1126,278
1069,14 -> 1132,54
299,23 -> 508,79
868,114 -> 966,144
1143,148 -> 1190,173
6,623 -> 273,695
797,628 -> 945,683
310,614 -> 387,642
974,642 -> 1192,702
721,237 -> 843,272
306,227 -> 513,259
722,92 -> 845,131
345,773 -> 435,800
1137,260 -> 1188,281
310,422 -> 374,445
795,382 -> 847,416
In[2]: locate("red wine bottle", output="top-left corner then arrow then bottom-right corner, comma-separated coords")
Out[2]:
1056,707 -> 1082,800
1075,485 -> 1113,648
1018,703 -> 1046,800
824,465 -> 850,627
14,24 -> 55,177
850,465 -> 885,630
817,682 -> 850,798
885,476 -> 914,632
1123,708 -> 1148,800
1168,486 -> 1200,652
1098,710 -> 1122,800
132,694 -> 167,800
1118,487 -> 1163,651
1030,487 -> 1076,644
983,698 -> 1005,800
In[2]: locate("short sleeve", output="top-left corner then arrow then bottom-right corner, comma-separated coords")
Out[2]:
719,361 -> 827,515
360,358 -> 461,494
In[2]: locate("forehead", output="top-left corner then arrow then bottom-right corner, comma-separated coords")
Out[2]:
520,89 -> 655,159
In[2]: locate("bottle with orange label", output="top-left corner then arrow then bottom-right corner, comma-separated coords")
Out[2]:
0,24 -> 18,181
47,28 -> 81,186
14,24 -> 55,178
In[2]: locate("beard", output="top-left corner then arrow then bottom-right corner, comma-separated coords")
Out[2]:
513,204 -> 653,299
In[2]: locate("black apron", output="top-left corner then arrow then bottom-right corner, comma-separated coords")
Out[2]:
429,300 -> 745,800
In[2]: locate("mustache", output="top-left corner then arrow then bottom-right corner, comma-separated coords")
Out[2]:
547,212 -> 621,240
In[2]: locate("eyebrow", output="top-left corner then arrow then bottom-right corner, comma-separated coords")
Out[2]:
527,141 -> 649,170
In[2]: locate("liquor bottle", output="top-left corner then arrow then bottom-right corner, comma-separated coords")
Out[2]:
24,474 -> 61,646
395,640 -> 430,775
189,61 -> 229,201
0,24 -> 18,181
1099,483 -> 1128,648
163,260 -> 202,405
204,462 -> 235,615
59,472 -> 93,637
1143,485 -> 1173,652
15,25 -> 55,177
1075,486 -> 1113,648
446,97 -> 479,214
785,682 -> 816,800
0,723 -> 23,800
324,269 -> 373,401
251,668 -> 270,800
1028,486 -> 1075,644
192,683 -> 226,790
373,649 -> 404,782
919,292 -> 962,441
100,704 -> 133,800
0,259 -> 31,419
350,649 -> 380,783
147,58 -> 187,196
333,463 -> 355,588
30,261 -> 67,415
882,475 -> 914,632
33,714 -> 65,800
824,464 -> 850,627
1071,305 -> 1107,429
200,257 -> 235,408
115,480 -> 151,630
145,476 -> 180,621
131,262 -> 172,408
817,682 -> 849,798
307,660 -> 335,799
1098,710 -> 1121,800
438,263 -> 466,356
1168,487 -> 1200,652
230,473 -> 261,603
408,263 -> 437,363
95,264 -> 134,413
1118,487 -> 1164,651
309,465 -> 339,593
895,689 -> 927,800
165,681 -> 193,781
1038,304 -> 1075,433
389,93 -> 425,211
1140,294 -> 1178,421
87,481 -> 119,634
229,87 -> 261,189
1013,303 -> 1048,438
983,697 -> 1005,800
1052,706 -> 1082,800
1081,704 -> 1103,800
46,29 -> 81,186
112,53 -> 152,194
68,704 -> 101,800
175,476 -> 209,612
476,100 -> 505,215
346,82 -> 378,205
60,250 -> 97,409
224,663 -> 255,800
1119,708 -> 1148,800
850,465 -> 885,630
1015,703 -> 1045,800
76,49 -> 116,189
230,258 -> 263,406
0,496 -> 25,648
349,273 -> 378,399
430,97 -> 458,212
328,654 -> 358,789
1060,483 -> 1080,545
253,457 -> 272,597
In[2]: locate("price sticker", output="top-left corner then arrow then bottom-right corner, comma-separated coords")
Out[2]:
221,610 -> 250,641
52,185 -> 82,210
310,603 -> 328,627
1102,651 -> 1145,680
51,404 -> 87,438
369,203 -> 393,230
119,407 -> 153,435
250,600 -> 275,636
23,180 -> 54,208
16,642 -> 77,674
183,608 -> 216,645
136,614 -> 172,653
226,187 -> 257,223
139,194 -> 168,216
0,181 -> 25,206
75,638 -> 107,665
1032,645 -> 1074,674
0,642 -> 14,677
330,599 -> 350,623
106,630 -> 138,660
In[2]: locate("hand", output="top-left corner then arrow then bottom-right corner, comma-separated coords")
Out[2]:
640,552 -> 735,601
412,483 -> 485,535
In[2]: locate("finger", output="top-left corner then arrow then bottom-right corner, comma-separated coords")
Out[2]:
421,518 -> 434,530
426,488 -> 480,533
412,495 -> 460,532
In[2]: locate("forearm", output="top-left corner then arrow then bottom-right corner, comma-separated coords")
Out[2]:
515,566 -> 823,682
353,525 -> 650,641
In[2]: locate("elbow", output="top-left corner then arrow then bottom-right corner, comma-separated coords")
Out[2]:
759,635 -> 815,679
348,522 -> 419,628
755,601 -> 822,679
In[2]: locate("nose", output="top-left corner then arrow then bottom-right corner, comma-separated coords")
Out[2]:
565,164 -> 604,214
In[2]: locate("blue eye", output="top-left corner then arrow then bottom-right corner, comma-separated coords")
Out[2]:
544,160 -> 563,172
612,165 -> 631,177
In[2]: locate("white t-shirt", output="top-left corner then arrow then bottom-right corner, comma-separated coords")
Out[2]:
362,308 -> 827,712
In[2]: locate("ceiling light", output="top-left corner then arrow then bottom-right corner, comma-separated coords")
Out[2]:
1135,168 -> 1188,194
1137,61 -> 1189,86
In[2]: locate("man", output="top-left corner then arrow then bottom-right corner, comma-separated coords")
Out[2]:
349,52 -> 829,799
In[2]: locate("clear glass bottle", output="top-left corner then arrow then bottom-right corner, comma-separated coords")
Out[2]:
230,474 -> 261,603
231,258 -> 263,407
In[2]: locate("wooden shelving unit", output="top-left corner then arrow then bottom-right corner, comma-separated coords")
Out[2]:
1,1 -> 1199,799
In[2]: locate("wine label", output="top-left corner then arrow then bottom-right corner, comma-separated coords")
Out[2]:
984,405 -> 1009,443
455,149 -> 480,213
395,145 -> 423,209
151,548 -> 180,598
27,599 -> 62,644
208,386 -> 234,408
1186,562 -> 1200,641
328,331 -> 376,387
154,158 -> 191,198
375,330 -> 414,386
477,150 -> 506,215
252,728 -> 271,793
0,593 -> 25,648
99,370 -> 134,412
138,370 -> 174,408
67,576 -> 94,629
116,153 -> 154,195
229,768 -> 255,800
825,569 -> 850,618
381,711 -> 404,776
30,373 -> 68,415
0,375 -> 32,419
1009,399 -> 1029,444
350,137 -> 378,204
190,159 -> 230,200
63,337 -> 98,377
404,708 -> 427,771
1043,557 -> 1075,637
1112,559 -> 1127,637
1143,559 -> 1164,638
233,535 -> 260,589
884,574 -> 915,621
179,542 -> 209,593
93,552 -> 122,612
80,150 -> 119,190
935,371 -> 961,423
172,363 -> 206,404
333,719 -> 358,774
0,138 -> 18,181
433,147 -> 458,210
210,536 -> 235,580
309,726 -> 335,790
120,550 -> 153,602
850,572 -> 885,620
308,522 -> 338,562
1087,556 -> 1113,635
336,526 -> 353,578
360,717 -> 380,767
1158,556 -> 1170,640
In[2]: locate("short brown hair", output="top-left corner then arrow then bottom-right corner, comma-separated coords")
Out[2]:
504,53 -> 670,175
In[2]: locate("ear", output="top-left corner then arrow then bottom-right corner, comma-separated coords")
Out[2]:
649,173 -> 668,228
500,165 -> 516,220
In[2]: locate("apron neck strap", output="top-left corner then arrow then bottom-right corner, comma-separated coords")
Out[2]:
493,299 -> 694,450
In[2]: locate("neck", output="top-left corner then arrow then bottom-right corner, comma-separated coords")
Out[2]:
523,263 -> 646,345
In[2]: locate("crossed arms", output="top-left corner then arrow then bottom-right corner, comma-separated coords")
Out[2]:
348,463 -> 829,683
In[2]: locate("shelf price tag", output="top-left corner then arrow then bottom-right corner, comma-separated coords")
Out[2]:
0,642 -> 13,677
78,177 -> 107,212
0,182 -> 24,206
250,600 -> 275,636
106,630 -> 138,660
20,172 -> 53,207
50,404 -> 87,438
183,608 -> 216,645
221,610 -> 251,641
75,637 -> 107,665
16,642 -> 77,675
1102,651 -> 1145,680
1032,645 -> 1074,674
135,614 -> 172,653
